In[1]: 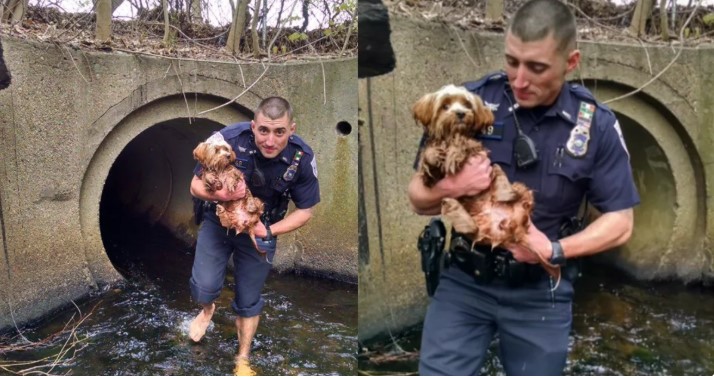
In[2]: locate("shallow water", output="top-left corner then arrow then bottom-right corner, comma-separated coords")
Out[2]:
358,264 -> 714,375
1,222 -> 358,375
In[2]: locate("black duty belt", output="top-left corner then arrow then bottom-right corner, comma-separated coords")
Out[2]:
449,232 -> 549,287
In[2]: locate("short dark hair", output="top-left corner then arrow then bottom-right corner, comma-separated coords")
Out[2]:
508,0 -> 577,54
256,96 -> 293,121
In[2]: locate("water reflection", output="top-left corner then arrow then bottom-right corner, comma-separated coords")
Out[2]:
358,264 -> 714,375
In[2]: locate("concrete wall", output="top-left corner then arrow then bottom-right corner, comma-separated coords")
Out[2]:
358,15 -> 714,340
0,35 -> 357,329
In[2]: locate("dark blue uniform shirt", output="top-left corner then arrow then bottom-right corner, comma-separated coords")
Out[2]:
417,72 -> 640,239
194,122 -> 320,221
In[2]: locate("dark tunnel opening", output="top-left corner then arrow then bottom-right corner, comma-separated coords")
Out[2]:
99,118 -> 224,282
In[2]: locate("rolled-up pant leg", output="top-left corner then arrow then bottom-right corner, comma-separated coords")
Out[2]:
419,268 -> 497,376
230,236 -> 277,317
189,216 -> 233,304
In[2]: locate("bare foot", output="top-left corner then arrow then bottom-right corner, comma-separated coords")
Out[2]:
233,356 -> 257,376
188,303 -> 215,342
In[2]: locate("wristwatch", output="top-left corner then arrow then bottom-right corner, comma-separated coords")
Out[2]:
549,241 -> 566,266
264,225 -> 274,241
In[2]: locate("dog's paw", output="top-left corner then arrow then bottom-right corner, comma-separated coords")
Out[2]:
442,198 -> 477,234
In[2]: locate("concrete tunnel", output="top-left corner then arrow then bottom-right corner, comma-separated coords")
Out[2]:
80,94 -> 255,283
586,80 -> 707,281
98,116 -> 230,271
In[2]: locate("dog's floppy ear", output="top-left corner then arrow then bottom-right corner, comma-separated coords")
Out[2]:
412,92 -> 436,127
193,143 -> 208,162
473,96 -> 494,129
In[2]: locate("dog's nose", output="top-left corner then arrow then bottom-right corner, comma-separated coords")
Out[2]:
455,111 -> 466,119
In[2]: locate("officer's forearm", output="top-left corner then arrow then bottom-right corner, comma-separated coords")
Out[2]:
408,174 -> 447,216
559,208 -> 634,259
269,207 -> 313,237
190,175 -> 220,202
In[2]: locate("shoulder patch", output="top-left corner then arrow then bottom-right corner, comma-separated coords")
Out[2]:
311,155 -> 318,178
612,120 -> 630,159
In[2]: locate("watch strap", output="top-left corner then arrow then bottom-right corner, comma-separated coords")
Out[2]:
549,241 -> 566,266
265,225 -> 273,241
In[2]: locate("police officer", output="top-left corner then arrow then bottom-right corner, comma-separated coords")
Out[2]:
408,0 -> 640,375
188,97 -> 320,374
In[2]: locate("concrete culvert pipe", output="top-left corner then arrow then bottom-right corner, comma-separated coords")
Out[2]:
587,83 -> 706,281
81,95 -> 251,283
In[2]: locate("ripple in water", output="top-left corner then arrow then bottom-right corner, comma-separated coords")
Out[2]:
1,273 -> 357,376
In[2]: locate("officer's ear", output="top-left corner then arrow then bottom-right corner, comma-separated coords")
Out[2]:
565,49 -> 580,75
289,121 -> 296,135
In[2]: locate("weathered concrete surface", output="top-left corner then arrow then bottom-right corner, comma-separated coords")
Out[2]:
0,35 -> 357,329
358,14 -> 714,340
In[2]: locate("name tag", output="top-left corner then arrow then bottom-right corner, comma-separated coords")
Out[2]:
478,122 -> 504,140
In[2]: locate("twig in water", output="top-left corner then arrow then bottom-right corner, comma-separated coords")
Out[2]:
0,301 -> 99,375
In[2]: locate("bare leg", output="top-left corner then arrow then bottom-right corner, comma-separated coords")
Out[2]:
188,302 -> 215,342
233,316 -> 260,376
235,315 -> 260,358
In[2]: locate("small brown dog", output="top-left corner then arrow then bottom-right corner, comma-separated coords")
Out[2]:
193,133 -> 265,253
413,85 -> 558,278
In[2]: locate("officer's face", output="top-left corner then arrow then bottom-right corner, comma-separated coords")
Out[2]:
504,32 -> 580,108
251,113 -> 296,159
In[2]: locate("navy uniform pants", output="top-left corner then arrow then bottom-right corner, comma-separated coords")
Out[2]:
419,266 -> 574,376
189,212 -> 277,318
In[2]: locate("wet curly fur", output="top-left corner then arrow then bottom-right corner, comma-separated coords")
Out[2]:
413,85 -> 559,278
193,137 -> 265,253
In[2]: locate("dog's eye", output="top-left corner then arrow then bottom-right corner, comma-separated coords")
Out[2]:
464,102 -> 473,109
442,103 -> 449,110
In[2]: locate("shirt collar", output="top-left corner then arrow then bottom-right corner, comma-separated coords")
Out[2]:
545,83 -> 577,125
277,143 -> 293,164
502,81 -> 577,125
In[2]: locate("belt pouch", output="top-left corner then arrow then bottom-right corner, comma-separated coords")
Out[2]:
460,246 -> 494,284
505,258 -> 526,287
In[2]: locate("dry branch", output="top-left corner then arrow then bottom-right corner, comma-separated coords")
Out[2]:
0,302 -> 99,376
603,0 -> 702,104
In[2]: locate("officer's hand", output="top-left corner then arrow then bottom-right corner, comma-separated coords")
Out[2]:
436,153 -> 492,198
506,223 -> 551,264
213,180 -> 247,202
253,221 -> 268,238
